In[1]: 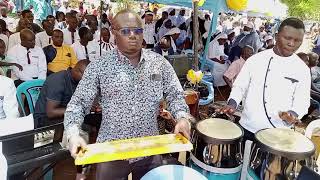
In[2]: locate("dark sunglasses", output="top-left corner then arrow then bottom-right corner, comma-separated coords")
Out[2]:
116,27 -> 143,36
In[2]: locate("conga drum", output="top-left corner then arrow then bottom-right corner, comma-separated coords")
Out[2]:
184,89 -> 199,118
247,128 -> 316,180
190,118 -> 244,179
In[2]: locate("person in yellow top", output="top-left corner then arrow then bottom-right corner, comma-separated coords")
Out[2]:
43,29 -> 77,75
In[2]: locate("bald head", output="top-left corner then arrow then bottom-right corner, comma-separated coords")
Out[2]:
111,9 -> 143,29
20,29 -> 35,48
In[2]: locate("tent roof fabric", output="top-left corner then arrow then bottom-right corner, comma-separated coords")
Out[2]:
143,0 -> 227,12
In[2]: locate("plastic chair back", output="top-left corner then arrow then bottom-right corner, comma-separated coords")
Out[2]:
16,79 -> 45,116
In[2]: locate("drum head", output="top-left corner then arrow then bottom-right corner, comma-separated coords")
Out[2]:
255,128 -> 315,160
196,118 -> 243,144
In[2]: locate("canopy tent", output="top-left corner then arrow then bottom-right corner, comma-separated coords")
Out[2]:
143,0 -> 228,12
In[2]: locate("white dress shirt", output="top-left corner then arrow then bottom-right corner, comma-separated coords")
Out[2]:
7,44 -> 47,81
71,40 -> 100,61
62,29 -> 79,45
143,22 -> 155,45
35,31 -> 52,48
8,32 -> 20,50
0,75 -> 19,120
229,49 -> 311,133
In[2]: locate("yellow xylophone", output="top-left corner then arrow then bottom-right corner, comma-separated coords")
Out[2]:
75,134 -> 193,165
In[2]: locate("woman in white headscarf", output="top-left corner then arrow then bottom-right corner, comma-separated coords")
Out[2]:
163,27 -> 180,53
157,19 -> 172,42
207,33 -> 229,87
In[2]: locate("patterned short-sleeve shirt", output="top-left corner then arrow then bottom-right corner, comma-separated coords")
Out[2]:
64,48 -> 191,143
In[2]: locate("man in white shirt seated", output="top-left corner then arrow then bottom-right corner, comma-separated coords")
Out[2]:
0,7 -> 16,32
0,75 -> 19,120
143,10 -> 155,49
220,18 -> 310,142
21,9 -> 43,34
8,18 -> 32,50
62,15 -> 79,45
71,27 -> 98,61
35,20 -> 54,48
7,29 -> 47,87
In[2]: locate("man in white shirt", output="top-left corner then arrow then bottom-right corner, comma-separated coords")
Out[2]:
8,18 -> 32,50
7,29 -> 47,87
0,7 -> 16,32
86,15 -> 100,42
143,10 -> 155,49
0,75 -> 19,120
71,27 -> 98,61
35,20 -> 54,48
220,18 -> 310,141
62,15 -> 79,45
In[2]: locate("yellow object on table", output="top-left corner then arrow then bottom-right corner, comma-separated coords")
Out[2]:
75,134 -> 193,165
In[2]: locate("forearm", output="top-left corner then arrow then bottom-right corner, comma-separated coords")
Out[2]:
47,107 -> 66,119
223,75 -> 232,88
64,103 -> 86,139
0,62 -> 15,67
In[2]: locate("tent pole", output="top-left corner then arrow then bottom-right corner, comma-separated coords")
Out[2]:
100,0 -> 103,56
201,0 -> 221,70
193,1 -> 199,71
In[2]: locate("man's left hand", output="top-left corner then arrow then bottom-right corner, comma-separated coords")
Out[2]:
279,111 -> 300,125
174,118 -> 191,140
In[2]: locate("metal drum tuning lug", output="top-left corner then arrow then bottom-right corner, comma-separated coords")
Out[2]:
250,159 -> 261,169
235,153 -> 243,164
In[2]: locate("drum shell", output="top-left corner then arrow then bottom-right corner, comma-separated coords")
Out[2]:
248,145 -> 315,180
254,129 -> 315,161
191,119 -> 244,169
195,119 -> 244,145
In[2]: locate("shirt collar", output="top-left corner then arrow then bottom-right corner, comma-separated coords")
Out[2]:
116,48 -> 147,66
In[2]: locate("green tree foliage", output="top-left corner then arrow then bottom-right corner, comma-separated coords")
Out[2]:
280,0 -> 320,20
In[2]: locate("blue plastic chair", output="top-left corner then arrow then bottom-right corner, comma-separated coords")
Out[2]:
16,79 -> 45,116
199,80 -> 214,106
16,79 -> 54,180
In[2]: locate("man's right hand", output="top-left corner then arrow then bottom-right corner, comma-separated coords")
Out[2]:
217,105 -> 236,115
68,135 -> 87,158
